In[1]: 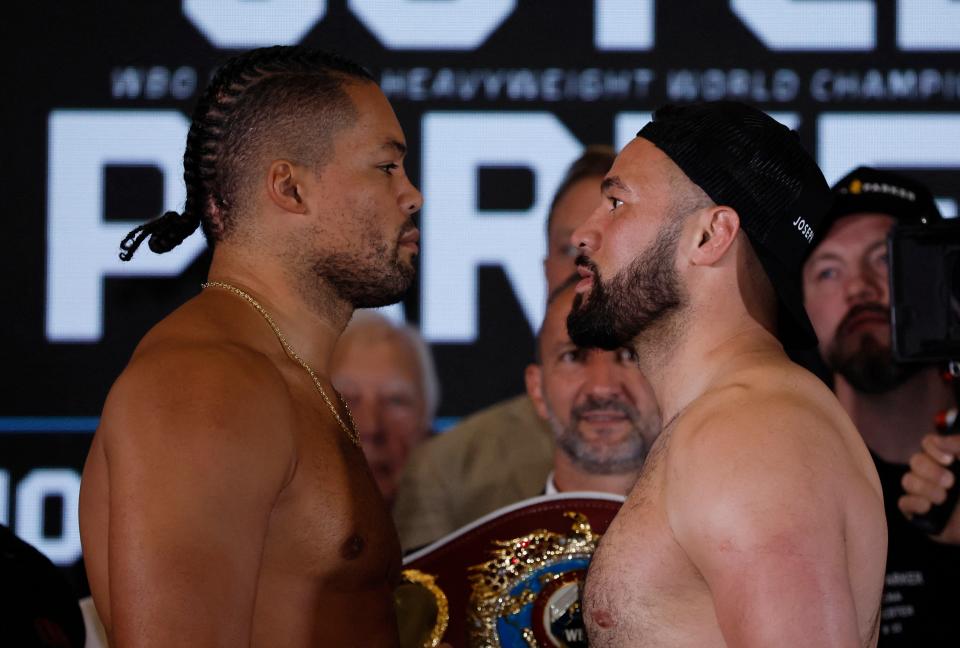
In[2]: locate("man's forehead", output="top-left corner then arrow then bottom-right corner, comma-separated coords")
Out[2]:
338,326 -> 416,366
548,175 -> 604,244
379,138 -> 407,156
811,212 -> 896,257
606,137 -> 677,191
345,82 -> 406,146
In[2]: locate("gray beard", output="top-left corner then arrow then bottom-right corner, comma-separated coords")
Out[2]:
545,400 -> 651,474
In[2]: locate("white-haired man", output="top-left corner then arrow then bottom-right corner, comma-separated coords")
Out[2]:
331,311 -> 439,506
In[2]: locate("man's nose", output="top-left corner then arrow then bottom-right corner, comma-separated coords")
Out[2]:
351,399 -> 387,448
402,180 -> 423,216
571,206 -> 605,255
581,353 -> 624,400
843,268 -> 884,304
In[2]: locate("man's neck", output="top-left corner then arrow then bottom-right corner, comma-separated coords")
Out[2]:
552,450 -> 638,496
635,306 -> 780,427
206,248 -> 352,374
835,368 -> 954,465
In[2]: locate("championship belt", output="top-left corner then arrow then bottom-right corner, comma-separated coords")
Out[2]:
395,492 -> 623,648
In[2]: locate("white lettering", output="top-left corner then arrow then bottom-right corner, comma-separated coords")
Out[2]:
564,628 -> 585,641
170,66 -> 198,100
898,0 -> 960,51
348,0 -> 515,49
113,67 -> 197,101
380,68 -> 654,103
420,112 -> 582,342
730,0 -> 875,50
885,570 -> 925,586
15,469 -> 82,565
183,0 -> 326,48
818,112 -> 960,220
111,67 -> 143,99
46,110 -> 204,342
810,68 -> 960,102
665,68 -> 800,103
793,216 -> 814,243
595,0 -> 654,51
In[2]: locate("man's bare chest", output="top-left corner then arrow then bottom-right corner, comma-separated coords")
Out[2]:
263,414 -> 402,589
582,434 -> 719,646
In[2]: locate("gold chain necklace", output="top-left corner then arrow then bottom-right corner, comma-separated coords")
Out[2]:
201,281 -> 360,447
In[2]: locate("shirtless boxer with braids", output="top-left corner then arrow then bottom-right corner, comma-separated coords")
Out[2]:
567,102 -> 887,646
79,46 -> 422,647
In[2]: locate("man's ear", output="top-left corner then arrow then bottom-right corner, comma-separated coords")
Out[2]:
689,206 -> 741,266
524,363 -> 549,421
265,159 -> 309,214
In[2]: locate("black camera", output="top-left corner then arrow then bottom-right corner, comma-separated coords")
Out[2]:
889,220 -> 960,534
890,222 -> 960,363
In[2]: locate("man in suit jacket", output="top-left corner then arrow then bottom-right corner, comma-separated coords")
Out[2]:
393,147 -> 654,551
392,393 -> 552,550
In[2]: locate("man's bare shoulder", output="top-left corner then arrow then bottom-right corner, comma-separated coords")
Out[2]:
657,357 -> 884,647
680,358 -> 856,450
664,357 -> 876,506
99,306 -> 296,464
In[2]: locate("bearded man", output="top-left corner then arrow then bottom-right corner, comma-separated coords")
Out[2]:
803,166 -> 960,645
79,46 -> 422,647
525,276 -> 661,496
568,102 -> 886,646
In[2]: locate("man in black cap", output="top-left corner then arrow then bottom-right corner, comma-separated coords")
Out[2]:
567,102 -> 887,646
803,166 -> 960,644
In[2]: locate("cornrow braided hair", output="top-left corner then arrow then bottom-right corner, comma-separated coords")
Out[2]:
119,46 -> 373,261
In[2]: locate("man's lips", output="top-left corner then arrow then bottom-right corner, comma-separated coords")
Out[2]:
399,228 -> 420,249
578,410 -> 628,423
841,311 -> 889,335
575,264 -> 594,292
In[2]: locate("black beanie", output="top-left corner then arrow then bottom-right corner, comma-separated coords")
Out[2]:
638,101 -> 833,350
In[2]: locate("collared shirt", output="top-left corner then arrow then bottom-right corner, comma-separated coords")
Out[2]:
544,470 -> 558,495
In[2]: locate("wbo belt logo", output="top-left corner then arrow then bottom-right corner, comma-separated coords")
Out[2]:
468,512 -> 600,647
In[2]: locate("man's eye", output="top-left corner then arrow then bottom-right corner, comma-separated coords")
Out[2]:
609,197 -> 623,211
560,350 -> 583,363
386,395 -> 413,408
816,267 -> 838,282
617,347 -> 637,363
379,163 -> 398,175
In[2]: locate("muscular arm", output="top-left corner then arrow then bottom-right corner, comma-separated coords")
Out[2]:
665,399 -> 863,647
100,346 -> 295,647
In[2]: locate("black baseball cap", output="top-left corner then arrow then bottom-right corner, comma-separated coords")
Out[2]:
638,102 -> 832,350
819,166 -> 942,239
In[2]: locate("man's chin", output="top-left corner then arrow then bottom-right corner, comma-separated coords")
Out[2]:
839,323 -> 891,347
575,421 -> 635,444
351,283 -> 412,309
828,336 -> 921,394
832,331 -> 891,365
397,246 -> 419,264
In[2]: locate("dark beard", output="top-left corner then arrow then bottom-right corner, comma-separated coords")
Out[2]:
567,217 -> 685,351
825,303 -> 920,394
311,223 -> 416,309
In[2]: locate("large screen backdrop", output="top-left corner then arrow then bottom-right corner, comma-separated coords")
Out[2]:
5,1 -> 960,574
